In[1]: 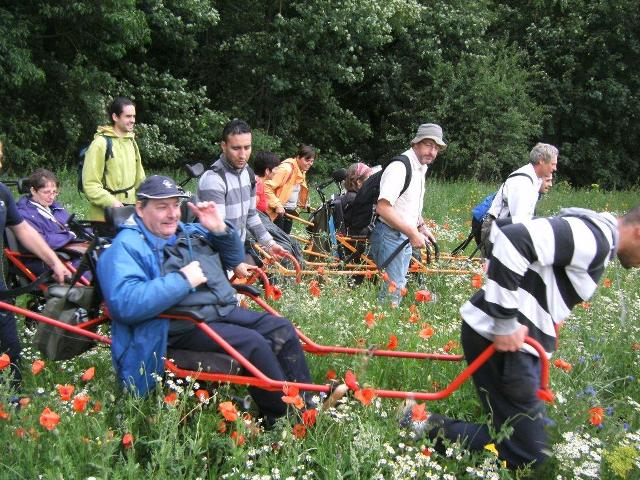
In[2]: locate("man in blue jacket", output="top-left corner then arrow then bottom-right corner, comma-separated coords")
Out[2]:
97,175 -> 313,423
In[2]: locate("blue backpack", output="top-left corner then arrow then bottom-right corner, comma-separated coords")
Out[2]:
451,172 -> 533,256
471,192 -> 497,223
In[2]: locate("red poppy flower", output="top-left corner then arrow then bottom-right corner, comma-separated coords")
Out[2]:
422,447 -> 432,457
19,397 -> 30,408
92,401 -> 102,413
400,287 -> 408,297
309,280 -> 321,297
354,387 -> 375,406
72,395 -> 90,413
195,389 -> 210,402
292,423 -> 306,439
364,311 -> 375,328
603,278 -> 612,288
267,285 -> 283,301
0,353 -> 10,370
381,272 -> 390,282
415,290 -> 432,302
581,301 -> 590,310
345,370 -> 359,391
281,385 -> 304,409
39,407 -> 60,431
388,281 -> 397,293
408,312 -> 419,323
57,384 -> 75,401
364,270 -> 374,280
419,324 -> 434,339
443,340 -> 459,353
31,359 -> 45,375
412,402 -> 428,422
15,427 -> 26,439
302,408 -> 317,427
0,404 -> 10,421
316,266 -> 325,276
386,335 -> 398,350
164,391 -> 178,406
81,367 -> 95,382
589,407 -> 604,426
122,432 -> 134,448
553,359 -> 573,372
409,304 -> 418,314
230,430 -> 245,446
218,401 -> 238,421
326,369 -> 336,381
217,420 -> 227,433
471,274 -> 483,289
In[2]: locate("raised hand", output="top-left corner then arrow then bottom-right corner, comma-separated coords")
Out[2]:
187,201 -> 226,233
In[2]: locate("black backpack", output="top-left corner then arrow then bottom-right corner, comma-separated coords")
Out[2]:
343,155 -> 413,233
78,135 -> 137,196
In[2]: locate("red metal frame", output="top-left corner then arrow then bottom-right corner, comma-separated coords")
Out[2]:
0,289 -> 553,403
3,247 -> 91,288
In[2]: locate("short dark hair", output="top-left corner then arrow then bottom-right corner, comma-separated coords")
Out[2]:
621,205 -> 640,225
108,97 -> 135,123
222,119 -> 252,142
28,168 -> 59,191
295,145 -> 316,160
253,151 -> 281,176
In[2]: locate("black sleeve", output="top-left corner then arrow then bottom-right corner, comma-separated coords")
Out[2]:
0,183 -> 24,227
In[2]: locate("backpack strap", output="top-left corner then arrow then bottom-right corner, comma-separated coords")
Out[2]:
104,137 -> 137,196
210,160 -> 256,200
493,171 -> 535,218
274,163 -> 295,198
384,155 -> 413,197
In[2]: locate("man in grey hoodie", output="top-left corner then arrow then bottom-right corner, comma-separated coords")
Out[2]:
197,119 -> 286,276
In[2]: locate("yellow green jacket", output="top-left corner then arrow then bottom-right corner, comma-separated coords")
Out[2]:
82,126 -> 145,221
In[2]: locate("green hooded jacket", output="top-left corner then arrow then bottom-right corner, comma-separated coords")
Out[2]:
82,125 -> 145,221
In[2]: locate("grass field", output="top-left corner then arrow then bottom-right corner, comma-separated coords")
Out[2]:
1,171 -> 639,479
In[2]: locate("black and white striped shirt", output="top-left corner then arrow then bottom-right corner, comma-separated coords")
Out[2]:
460,210 -> 618,356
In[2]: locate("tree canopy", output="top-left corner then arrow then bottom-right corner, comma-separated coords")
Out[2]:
1,0 -> 638,187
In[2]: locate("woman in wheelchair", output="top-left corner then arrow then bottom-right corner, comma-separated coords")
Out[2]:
16,169 -> 89,273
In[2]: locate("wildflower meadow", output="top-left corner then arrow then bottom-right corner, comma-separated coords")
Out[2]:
1,174 -> 639,479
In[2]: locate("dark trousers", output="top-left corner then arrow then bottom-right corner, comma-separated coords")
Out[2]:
0,280 -> 21,388
429,322 -> 548,470
274,210 -> 295,234
168,306 -> 311,419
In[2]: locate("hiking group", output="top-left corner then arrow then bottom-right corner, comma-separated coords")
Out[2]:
2,96 -> 640,474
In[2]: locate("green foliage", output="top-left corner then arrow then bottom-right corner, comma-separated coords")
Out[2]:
494,0 -> 640,187
0,0 -> 639,187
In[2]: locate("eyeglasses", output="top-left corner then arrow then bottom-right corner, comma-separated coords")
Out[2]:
37,189 -> 59,197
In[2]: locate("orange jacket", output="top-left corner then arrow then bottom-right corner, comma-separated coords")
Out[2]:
264,158 -> 309,220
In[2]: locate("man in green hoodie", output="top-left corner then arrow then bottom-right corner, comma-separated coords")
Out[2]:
82,97 -> 145,221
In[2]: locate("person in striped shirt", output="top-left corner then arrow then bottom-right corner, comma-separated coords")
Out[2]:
197,119 -> 287,277
404,206 -> 640,471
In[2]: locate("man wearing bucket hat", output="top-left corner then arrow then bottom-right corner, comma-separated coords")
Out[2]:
370,123 -> 446,305
98,175 -> 315,423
